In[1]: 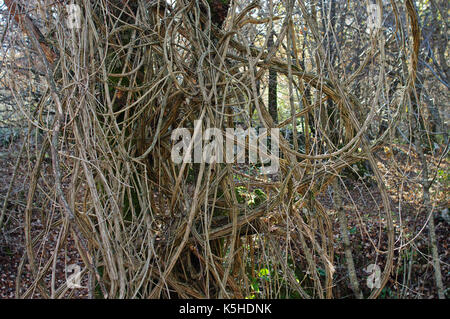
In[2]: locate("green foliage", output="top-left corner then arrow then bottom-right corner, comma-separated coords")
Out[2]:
317,267 -> 326,277
258,268 -> 270,277
235,186 -> 246,204
234,187 -> 267,207
437,169 -> 449,186
246,266 -> 272,299
245,256 -> 308,299
379,287 -> 395,299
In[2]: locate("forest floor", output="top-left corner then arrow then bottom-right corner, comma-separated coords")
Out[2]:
0,140 -> 448,299
317,143 -> 449,298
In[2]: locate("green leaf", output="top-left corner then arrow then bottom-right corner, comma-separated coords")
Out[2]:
251,280 -> 259,292
258,268 -> 270,277
317,267 -> 326,277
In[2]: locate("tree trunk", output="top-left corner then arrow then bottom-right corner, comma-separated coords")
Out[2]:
268,26 -> 278,124
334,179 -> 363,299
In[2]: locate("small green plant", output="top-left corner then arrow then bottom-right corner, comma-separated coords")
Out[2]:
258,268 -> 270,278
234,187 -> 267,207
380,287 -> 395,299
437,169 -> 449,186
